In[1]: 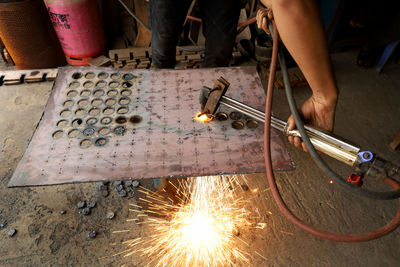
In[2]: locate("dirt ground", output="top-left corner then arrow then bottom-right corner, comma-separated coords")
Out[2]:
0,51 -> 399,266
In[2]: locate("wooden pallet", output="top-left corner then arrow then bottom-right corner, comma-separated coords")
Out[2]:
0,68 -> 57,86
109,46 -> 241,70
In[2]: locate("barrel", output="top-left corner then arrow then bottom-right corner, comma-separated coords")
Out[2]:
0,0 -> 66,69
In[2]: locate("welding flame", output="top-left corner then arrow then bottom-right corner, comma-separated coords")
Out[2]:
114,176 -> 264,266
194,112 -> 214,123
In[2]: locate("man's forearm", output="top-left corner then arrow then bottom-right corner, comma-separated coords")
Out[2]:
271,0 -> 338,104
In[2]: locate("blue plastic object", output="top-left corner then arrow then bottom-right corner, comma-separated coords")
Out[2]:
358,151 -> 374,163
376,40 -> 400,73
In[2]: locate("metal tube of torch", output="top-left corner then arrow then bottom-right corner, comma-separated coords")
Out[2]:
219,95 -> 360,166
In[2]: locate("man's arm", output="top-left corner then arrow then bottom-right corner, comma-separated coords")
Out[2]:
258,0 -> 339,152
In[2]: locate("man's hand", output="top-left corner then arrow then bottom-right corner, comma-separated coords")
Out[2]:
287,94 -> 337,152
256,8 -> 272,34
256,0 -> 273,35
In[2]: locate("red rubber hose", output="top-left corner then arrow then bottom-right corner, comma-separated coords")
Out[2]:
264,21 -> 400,242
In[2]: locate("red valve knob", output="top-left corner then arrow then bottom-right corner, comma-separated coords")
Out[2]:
347,173 -> 363,187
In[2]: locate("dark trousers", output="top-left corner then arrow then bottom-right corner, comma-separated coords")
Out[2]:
149,0 -> 241,68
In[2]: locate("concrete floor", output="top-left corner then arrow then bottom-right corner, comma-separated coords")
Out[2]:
0,50 -> 399,266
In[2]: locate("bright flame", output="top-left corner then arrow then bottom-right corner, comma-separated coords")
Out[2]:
114,176 -> 262,266
194,112 -> 214,123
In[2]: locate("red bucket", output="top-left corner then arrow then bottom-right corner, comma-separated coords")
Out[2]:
44,0 -> 105,66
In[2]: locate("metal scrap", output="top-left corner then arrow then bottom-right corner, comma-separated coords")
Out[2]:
6,227 -> 16,237
118,189 -> 127,197
87,201 -> 96,208
88,230 -> 96,238
96,182 -> 109,197
82,207 -> 91,216
77,201 -> 86,209
106,211 -> 115,220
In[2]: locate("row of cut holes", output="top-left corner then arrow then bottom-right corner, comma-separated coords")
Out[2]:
53,115 -> 142,139
60,106 -> 129,118
63,96 -> 131,109
66,88 -> 132,98
71,72 -> 136,81
69,80 -> 133,90
57,115 -> 142,129
215,112 -> 259,130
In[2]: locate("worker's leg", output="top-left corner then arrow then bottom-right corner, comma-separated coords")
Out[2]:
199,0 -> 241,67
149,0 -> 191,68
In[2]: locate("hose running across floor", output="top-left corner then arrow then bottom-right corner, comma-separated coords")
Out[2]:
264,20 -> 400,242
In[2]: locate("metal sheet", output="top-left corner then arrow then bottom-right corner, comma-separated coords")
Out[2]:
9,66 -> 294,187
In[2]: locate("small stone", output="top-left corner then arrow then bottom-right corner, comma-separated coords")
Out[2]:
82,207 -> 91,216
115,184 -> 124,192
131,180 -> 140,188
124,180 -> 132,187
241,184 -> 249,191
77,200 -> 86,209
101,188 -> 109,197
118,189 -> 127,197
96,182 -> 109,197
101,186 -> 109,196
127,189 -> 135,199
0,222 -> 7,229
88,230 -> 96,238
106,211 -> 115,220
96,182 -> 103,191
60,210 -> 66,215
87,201 -> 96,208
6,227 -> 16,237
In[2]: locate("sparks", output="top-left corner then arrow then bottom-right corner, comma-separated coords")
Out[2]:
194,112 -> 214,123
115,175 -> 264,266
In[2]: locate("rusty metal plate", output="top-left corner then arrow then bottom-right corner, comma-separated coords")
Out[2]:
9,66 -> 294,187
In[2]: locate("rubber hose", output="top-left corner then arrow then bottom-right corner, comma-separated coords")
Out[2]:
278,41 -> 400,200
265,21 -> 400,241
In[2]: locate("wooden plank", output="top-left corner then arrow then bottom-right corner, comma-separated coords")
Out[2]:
25,70 -> 45,83
186,54 -> 201,61
45,69 -> 58,81
139,59 -> 151,64
133,0 -> 151,46
389,132 -> 400,151
133,49 -> 147,58
3,71 -> 23,85
0,68 -> 57,85
176,55 -> 186,61
89,55 -> 112,67
137,63 -> 149,69
109,48 -> 131,60
2,47 -> 14,65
